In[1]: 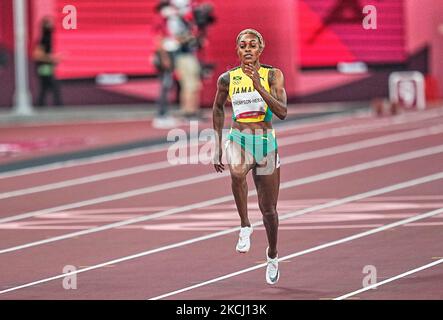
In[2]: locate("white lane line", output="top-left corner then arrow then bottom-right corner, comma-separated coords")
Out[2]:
334,258 -> 443,300
0,111 -> 359,180
3,115 -> 443,200
277,112 -> 443,146
281,124 -> 443,163
149,206 -> 443,300
2,108 -> 443,198
0,157 -> 187,200
1,107 -> 442,181
0,142 -> 171,179
2,121 -> 443,224
0,114 -> 375,191
3,144 -> 443,254
0,172 -> 218,224
2,172 -> 442,296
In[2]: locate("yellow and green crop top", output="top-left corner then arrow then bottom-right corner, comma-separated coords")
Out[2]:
228,64 -> 273,123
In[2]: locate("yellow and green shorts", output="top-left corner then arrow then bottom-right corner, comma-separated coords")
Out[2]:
227,128 -> 278,163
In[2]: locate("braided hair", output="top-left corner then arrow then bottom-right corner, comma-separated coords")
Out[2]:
236,28 -> 265,49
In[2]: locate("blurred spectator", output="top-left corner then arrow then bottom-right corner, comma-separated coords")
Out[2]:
154,0 -> 215,123
171,0 -> 203,120
152,1 -> 181,129
33,17 -> 63,107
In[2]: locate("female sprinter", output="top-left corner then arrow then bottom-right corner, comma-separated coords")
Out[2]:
212,28 -> 287,285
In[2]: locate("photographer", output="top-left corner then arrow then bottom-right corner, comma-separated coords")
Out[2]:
152,1 -> 181,128
153,0 -> 215,123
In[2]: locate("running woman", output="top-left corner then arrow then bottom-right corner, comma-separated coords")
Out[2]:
212,29 -> 287,284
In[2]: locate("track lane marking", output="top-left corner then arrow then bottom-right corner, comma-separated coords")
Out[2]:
0,111 -> 363,180
0,112 -> 438,200
1,171 -> 443,295
2,121 -> 443,224
2,142 -> 443,253
1,107 -> 443,180
334,258 -> 443,300
149,206 -> 443,300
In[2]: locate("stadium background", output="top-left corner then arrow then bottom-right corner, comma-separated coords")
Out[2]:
0,0 -> 442,108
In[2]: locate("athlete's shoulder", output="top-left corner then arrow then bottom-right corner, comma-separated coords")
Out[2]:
260,63 -> 282,73
261,64 -> 283,75
268,67 -> 284,84
217,71 -> 230,89
260,64 -> 274,69
218,66 -> 242,88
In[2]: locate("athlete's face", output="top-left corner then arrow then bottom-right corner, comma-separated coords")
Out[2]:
237,34 -> 262,65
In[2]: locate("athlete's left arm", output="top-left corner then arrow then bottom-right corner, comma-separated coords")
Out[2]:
245,65 -> 288,120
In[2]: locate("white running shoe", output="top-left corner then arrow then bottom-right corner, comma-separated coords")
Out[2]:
236,226 -> 253,253
266,247 -> 280,285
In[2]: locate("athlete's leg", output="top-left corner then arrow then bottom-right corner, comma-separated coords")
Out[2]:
252,151 -> 280,258
226,139 -> 255,227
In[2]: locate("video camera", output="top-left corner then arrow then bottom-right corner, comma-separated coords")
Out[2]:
192,3 -> 216,31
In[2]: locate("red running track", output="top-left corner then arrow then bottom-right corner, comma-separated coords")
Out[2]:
1,107 -> 443,300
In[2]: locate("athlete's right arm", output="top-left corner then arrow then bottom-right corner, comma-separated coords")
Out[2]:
212,72 -> 230,173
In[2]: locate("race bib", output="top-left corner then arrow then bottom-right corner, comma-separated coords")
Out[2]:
231,91 -> 266,119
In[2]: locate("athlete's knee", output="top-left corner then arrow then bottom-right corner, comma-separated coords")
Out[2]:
261,207 -> 278,218
230,167 -> 247,182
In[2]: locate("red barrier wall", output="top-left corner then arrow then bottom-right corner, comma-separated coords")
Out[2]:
0,0 -> 14,49
204,0 -> 299,98
298,0 -> 406,67
30,0 -> 300,106
405,0 -> 443,97
20,0 -> 443,105
0,0 -> 15,108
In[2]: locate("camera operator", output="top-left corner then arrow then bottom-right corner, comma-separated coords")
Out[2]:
153,0 -> 215,123
152,0 -> 181,128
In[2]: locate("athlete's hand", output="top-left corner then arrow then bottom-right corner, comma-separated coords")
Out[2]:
244,64 -> 262,89
214,148 -> 225,173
